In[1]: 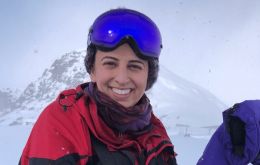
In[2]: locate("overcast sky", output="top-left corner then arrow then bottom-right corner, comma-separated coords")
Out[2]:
1,0 -> 260,106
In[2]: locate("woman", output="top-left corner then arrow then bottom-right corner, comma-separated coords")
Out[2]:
19,8 -> 177,165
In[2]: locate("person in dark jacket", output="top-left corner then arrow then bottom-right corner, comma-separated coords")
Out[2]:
19,8 -> 177,165
197,100 -> 260,165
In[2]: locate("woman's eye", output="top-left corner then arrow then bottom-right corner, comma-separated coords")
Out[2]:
129,65 -> 142,70
103,61 -> 117,67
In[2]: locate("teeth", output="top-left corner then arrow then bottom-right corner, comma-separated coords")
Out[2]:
112,88 -> 131,95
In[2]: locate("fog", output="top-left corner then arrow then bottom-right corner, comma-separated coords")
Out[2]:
1,0 -> 260,105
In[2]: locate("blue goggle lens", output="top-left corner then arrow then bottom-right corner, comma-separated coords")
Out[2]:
88,9 -> 162,58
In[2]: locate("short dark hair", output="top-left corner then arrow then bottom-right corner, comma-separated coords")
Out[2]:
84,44 -> 159,90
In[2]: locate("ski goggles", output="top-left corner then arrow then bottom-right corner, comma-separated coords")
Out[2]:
87,9 -> 162,58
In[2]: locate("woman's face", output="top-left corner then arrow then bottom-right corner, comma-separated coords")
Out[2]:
90,43 -> 148,108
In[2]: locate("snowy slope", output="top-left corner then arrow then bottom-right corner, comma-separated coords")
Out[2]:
0,50 -> 226,136
148,66 -> 226,136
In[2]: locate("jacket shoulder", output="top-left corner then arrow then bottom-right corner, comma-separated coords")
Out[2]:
42,85 -> 86,115
20,85 -> 92,164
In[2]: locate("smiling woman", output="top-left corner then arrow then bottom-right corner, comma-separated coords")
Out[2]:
19,8 -> 177,165
90,44 -> 149,108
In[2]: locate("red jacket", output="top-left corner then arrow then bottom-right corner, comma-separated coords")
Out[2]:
19,83 -> 176,165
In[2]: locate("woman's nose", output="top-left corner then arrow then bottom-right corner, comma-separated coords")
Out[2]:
114,67 -> 130,85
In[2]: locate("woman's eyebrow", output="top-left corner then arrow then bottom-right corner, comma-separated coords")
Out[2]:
101,56 -> 118,61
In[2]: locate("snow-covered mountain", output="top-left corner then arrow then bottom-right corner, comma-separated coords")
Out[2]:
0,50 -> 226,135
0,89 -> 13,113
0,88 -> 20,117
15,50 -> 88,110
0,50 -> 89,125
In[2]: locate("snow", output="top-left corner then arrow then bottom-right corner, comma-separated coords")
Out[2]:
0,126 -> 31,164
158,77 -> 178,90
0,125 -> 210,164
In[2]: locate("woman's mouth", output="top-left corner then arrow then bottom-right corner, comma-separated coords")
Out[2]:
112,88 -> 131,95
